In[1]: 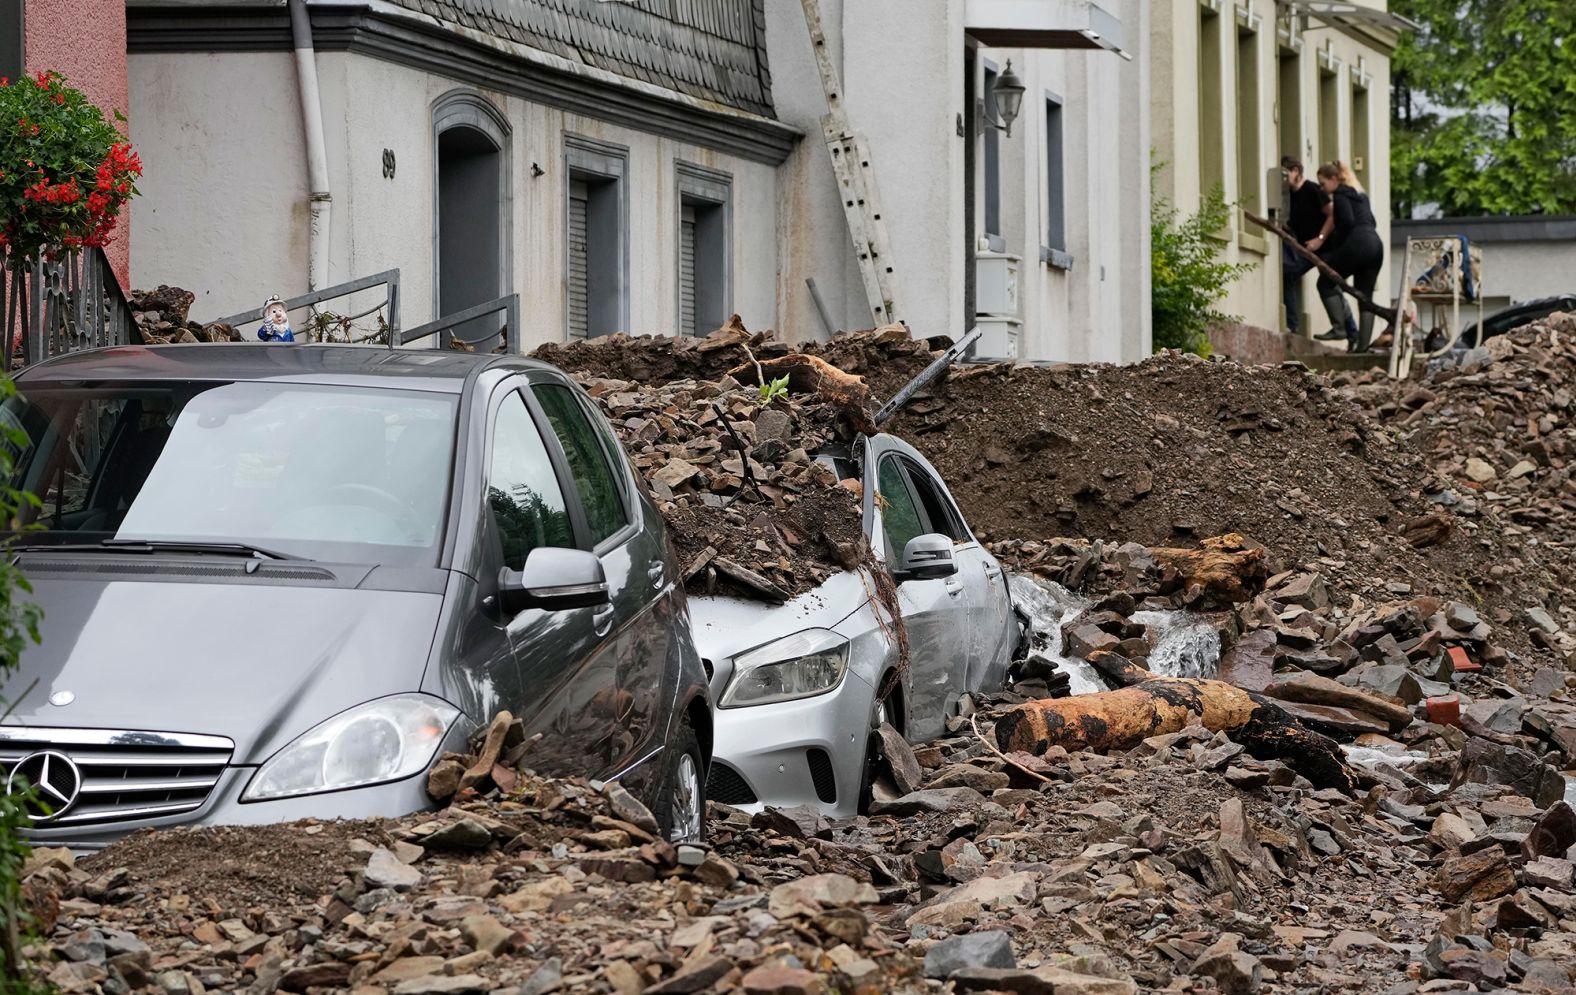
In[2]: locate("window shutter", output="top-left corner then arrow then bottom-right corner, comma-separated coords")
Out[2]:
679,204 -> 697,336
568,181 -> 590,339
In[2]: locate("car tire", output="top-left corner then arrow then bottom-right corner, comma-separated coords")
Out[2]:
657,717 -> 706,844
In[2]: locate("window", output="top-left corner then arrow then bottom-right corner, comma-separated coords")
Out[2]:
900,458 -> 969,542
1277,48 -> 1302,174
564,135 -> 628,339
676,163 -> 732,336
1199,7 -> 1225,197
9,383 -> 458,565
1044,95 -> 1066,255
982,64 -> 1002,244
1235,27 -> 1262,215
1352,82 -> 1370,190
877,458 -> 925,561
488,391 -> 573,570
1319,68 -> 1339,165
535,383 -> 628,545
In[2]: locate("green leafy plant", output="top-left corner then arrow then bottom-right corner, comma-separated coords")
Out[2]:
757,375 -> 789,407
1151,176 -> 1255,357
0,377 -> 44,990
0,71 -> 141,264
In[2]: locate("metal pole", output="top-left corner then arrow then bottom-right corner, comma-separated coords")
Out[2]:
873,327 -> 982,426
806,278 -> 837,339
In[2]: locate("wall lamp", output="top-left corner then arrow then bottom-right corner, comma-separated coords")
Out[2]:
983,59 -> 1026,138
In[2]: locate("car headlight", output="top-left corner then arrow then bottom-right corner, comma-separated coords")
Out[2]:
720,629 -> 849,708
243,694 -> 459,801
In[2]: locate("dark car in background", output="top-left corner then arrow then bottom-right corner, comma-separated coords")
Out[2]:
0,345 -> 710,849
1458,294 -> 1576,348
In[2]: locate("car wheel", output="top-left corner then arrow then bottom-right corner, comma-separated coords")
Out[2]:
856,694 -> 895,814
657,718 -> 706,844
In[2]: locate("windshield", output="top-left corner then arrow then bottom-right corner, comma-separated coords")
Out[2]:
4,381 -> 458,565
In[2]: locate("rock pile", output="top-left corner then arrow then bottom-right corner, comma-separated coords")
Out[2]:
38,686 -> 1576,995
1341,314 -> 1576,656
130,286 -> 238,344
563,332 -> 869,603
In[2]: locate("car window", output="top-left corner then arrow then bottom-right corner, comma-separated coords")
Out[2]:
877,457 -> 926,560
7,382 -> 457,565
488,391 -> 574,570
534,383 -> 628,545
901,457 -> 970,542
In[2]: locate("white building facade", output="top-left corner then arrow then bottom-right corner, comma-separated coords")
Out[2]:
127,0 -> 1151,362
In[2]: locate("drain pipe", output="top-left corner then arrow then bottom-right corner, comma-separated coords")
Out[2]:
288,0 -> 332,291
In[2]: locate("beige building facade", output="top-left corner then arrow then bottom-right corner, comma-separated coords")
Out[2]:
1151,0 -> 1399,340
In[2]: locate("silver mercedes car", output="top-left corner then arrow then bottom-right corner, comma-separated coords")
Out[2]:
691,434 -> 1019,817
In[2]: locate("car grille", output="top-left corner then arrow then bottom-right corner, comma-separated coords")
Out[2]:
0,727 -> 234,827
705,762 -> 758,806
806,748 -> 838,805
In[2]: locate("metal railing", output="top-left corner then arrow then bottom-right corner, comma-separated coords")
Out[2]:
0,249 -> 139,372
214,270 -> 518,354
214,269 -> 402,343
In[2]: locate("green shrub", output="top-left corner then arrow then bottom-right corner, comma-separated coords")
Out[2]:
0,375 -> 44,990
1151,181 -> 1255,357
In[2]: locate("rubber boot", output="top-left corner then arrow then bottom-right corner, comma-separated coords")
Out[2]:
1356,309 -> 1375,354
1319,292 -> 1352,347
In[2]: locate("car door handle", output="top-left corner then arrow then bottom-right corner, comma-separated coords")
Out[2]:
984,566 -> 1002,580
647,562 -> 665,584
593,604 -> 616,637
945,579 -> 965,598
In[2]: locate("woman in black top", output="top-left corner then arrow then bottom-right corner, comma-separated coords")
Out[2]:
1306,161 -> 1384,353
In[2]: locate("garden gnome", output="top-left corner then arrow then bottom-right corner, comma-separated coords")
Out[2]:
257,296 -> 295,343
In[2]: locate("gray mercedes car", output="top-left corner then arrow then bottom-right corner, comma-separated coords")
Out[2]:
0,344 -> 711,849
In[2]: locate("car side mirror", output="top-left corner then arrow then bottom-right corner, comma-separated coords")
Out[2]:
498,547 -> 609,614
894,534 -> 957,582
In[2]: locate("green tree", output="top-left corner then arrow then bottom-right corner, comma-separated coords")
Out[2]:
1151,183 -> 1256,356
1391,1 -> 1576,217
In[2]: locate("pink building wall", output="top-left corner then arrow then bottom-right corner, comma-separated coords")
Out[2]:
24,0 -> 131,289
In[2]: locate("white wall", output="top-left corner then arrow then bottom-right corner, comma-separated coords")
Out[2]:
129,50 -> 780,349
767,1 -> 1151,361
130,52 -> 309,322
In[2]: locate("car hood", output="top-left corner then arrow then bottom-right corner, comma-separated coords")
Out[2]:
9,575 -> 444,764
688,569 -> 871,663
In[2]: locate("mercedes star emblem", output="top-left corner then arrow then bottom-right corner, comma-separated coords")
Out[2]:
7,751 -> 82,821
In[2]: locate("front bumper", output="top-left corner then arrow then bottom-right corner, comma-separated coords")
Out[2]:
708,669 -> 877,819
25,764 -> 439,852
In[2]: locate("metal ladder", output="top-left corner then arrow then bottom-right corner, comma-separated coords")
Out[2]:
800,0 -> 902,328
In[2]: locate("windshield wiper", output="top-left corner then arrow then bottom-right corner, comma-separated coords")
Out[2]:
13,539 -> 304,561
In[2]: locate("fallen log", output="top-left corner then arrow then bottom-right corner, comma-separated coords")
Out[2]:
729,353 -> 877,435
996,651 -> 1356,791
1148,533 -> 1268,607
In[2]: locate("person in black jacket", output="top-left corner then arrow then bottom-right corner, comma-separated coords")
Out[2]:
1280,155 -> 1353,341
1309,161 -> 1385,353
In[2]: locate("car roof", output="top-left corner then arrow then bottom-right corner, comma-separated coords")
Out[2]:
15,344 -> 562,394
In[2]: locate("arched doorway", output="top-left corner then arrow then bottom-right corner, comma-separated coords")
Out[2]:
433,92 -> 512,349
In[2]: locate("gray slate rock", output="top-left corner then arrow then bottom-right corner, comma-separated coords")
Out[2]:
923,930 -> 1016,979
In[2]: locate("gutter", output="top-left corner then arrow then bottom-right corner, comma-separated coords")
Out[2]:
289,0 -> 332,292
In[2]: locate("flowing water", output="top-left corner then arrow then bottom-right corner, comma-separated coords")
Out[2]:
1008,573 -> 1223,694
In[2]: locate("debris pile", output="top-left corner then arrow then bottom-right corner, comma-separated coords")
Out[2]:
1341,313 -> 1576,653
129,286 -> 238,344
562,332 -> 870,602
38,681 -> 1576,994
